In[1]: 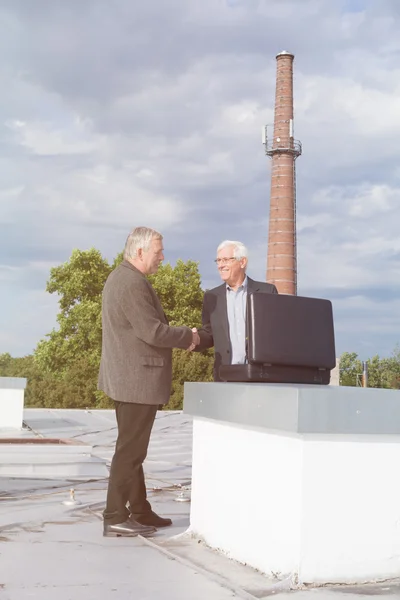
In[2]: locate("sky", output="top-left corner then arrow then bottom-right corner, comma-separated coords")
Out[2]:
1,0 -> 400,360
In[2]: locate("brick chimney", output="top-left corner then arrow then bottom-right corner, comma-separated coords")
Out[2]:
263,51 -> 302,295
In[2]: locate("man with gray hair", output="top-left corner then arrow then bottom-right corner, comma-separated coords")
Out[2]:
99,226 -> 199,538
195,240 -> 277,380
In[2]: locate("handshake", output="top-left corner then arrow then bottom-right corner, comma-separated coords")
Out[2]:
187,327 -> 200,352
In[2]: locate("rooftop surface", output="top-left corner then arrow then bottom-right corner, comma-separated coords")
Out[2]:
0,408 -> 399,599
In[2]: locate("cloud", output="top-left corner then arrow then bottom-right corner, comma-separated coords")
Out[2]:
6,118 -> 99,156
0,0 -> 399,360
295,182 -> 400,292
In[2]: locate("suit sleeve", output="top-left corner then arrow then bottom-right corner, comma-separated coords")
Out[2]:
195,293 -> 214,351
119,277 -> 193,350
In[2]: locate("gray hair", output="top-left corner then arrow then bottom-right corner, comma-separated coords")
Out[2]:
217,240 -> 249,261
124,226 -> 163,260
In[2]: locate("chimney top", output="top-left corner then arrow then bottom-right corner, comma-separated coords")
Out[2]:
276,51 -> 294,59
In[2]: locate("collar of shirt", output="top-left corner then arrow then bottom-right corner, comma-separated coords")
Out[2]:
226,275 -> 248,293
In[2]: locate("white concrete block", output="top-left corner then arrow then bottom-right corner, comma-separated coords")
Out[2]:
300,437 -> 400,583
190,418 -> 303,576
0,378 -> 27,430
184,383 -> 400,585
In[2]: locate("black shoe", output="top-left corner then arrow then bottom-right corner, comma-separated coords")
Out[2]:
133,510 -> 172,528
103,519 -> 156,538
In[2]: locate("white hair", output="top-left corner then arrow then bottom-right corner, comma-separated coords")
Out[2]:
124,226 -> 163,260
217,240 -> 248,260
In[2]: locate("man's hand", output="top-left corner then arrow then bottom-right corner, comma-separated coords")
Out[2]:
187,327 -> 200,351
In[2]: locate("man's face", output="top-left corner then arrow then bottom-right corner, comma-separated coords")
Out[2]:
141,237 -> 164,275
216,245 -> 247,284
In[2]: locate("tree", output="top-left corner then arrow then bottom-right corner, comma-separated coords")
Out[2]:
169,349 -> 214,409
35,248 -> 112,376
366,355 -> 392,389
388,345 -> 400,389
32,249 -> 212,409
339,352 -> 362,386
0,353 -> 13,376
339,350 -> 400,389
148,260 -> 204,327
149,259 -> 214,409
0,353 -> 72,408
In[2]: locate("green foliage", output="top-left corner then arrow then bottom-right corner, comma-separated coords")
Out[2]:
366,355 -> 393,389
339,352 -> 362,386
0,353 -> 12,375
35,249 -> 111,376
112,251 -> 123,269
4,244 -> 400,407
150,260 -> 211,408
339,348 -> 400,389
168,349 -> 214,409
149,260 -> 204,327
4,243 -> 400,408
390,346 -> 400,389
1,352 -> 61,407
0,353 -> 42,405
7,249 -> 212,410
0,352 -> 113,409
46,248 -> 112,313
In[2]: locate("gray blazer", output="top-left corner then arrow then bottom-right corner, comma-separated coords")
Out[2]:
98,260 -> 193,405
197,277 -> 278,380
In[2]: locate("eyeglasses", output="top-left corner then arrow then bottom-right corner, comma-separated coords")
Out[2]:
214,257 -> 237,265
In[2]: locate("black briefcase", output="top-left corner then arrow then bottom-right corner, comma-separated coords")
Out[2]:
219,292 -> 336,385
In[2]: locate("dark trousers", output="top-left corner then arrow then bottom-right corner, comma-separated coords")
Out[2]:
103,401 -> 158,524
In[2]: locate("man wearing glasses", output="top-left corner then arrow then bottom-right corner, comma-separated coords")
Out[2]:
194,240 -> 277,380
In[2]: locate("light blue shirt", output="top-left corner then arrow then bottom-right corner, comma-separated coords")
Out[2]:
226,276 -> 248,364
